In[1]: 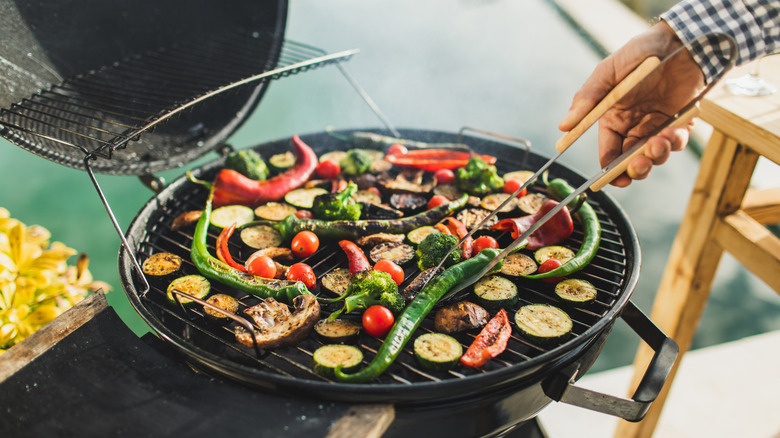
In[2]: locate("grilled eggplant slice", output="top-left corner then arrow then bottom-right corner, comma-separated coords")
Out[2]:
313,318 -> 362,344
166,275 -> 210,305
355,233 -> 406,247
472,275 -> 519,310
413,333 -> 463,371
142,252 -> 182,277
235,294 -> 320,349
204,293 -> 239,321
433,301 -> 490,334
401,266 -> 442,301
312,344 -> 364,378
361,202 -> 404,219
320,268 -> 352,297
389,193 -> 427,213
368,241 -> 415,266
554,279 -> 597,306
514,304 -> 572,344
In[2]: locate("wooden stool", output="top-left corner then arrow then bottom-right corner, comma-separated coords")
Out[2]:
615,56 -> 780,438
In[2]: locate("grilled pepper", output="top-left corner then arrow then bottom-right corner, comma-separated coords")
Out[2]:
191,189 -> 310,303
523,178 -> 601,279
386,149 -> 498,172
460,308 -> 512,368
212,135 -> 317,207
491,199 -> 574,250
333,247 -> 502,383
244,194 -> 469,242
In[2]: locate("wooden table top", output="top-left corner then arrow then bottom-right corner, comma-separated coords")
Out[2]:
700,54 -> 780,163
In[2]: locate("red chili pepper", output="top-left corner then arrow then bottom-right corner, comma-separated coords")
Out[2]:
435,223 -> 452,235
216,223 -> 246,272
490,200 -> 574,250
460,308 -> 512,368
442,217 -> 473,259
339,240 -> 372,275
213,135 -> 318,207
385,149 -> 497,171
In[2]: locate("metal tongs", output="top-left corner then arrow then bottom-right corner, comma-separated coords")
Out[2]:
435,33 -> 738,302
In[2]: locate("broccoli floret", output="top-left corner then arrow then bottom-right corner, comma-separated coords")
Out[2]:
339,149 -> 373,175
455,156 -> 504,196
327,270 -> 404,320
416,232 -> 462,271
224,149 -> 269,180
312,182 -> 362,221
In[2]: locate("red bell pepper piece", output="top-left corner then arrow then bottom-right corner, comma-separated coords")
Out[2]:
385,149 -> 497,172
339,240 -> 372,275
460,308 -> 512,368
490,200 -> 574,250
216,223 -> 247,272
213,135 -> 318,207
442,217 -> 473,259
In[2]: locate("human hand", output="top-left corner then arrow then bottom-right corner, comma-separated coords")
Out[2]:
559,21 -> 706,187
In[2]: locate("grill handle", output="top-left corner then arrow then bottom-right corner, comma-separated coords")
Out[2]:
544,301 -> 679,422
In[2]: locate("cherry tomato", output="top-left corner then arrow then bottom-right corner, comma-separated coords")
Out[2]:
367,186 -> 382,198
472,236 -> 499,254
374,260 -> 404,286
385,143 -> 408,156
286,262 -> 316,289
503,179 -> 528,198
294,210 -> 314,219
427,195 -> 450,210
291,231 -> 319,258
537,258 -> 563,284
246,255 -> 277,278
362,305 -> 395,338
316,159 -> 340,179
433,168 -> 455,185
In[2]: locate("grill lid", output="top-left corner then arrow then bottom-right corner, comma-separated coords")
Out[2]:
0,0 -> 349,175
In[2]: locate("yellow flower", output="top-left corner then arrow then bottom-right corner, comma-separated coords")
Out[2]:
0,209 -> 108,352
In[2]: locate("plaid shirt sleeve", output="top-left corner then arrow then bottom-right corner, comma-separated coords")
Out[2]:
661,0 -> 780,83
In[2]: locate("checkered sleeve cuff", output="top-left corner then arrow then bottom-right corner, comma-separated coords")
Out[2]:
661,0 -> 780,83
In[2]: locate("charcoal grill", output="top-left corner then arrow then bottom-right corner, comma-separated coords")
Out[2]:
0,1 -> 677,436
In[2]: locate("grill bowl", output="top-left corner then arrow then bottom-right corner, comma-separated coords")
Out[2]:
119,128 -> 640,408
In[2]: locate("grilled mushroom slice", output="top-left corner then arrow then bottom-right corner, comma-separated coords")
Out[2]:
355,233 -> 406,247
235,294 -> 320,349
433,301 -> 490,334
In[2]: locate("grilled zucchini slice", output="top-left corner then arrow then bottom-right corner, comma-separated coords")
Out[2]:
472,275 -> 519,310
499,253 -> 537,277
480,193 -> 517,214
210,205 -> 255,229
514,304 -> 572,344
413,333 -> 463,371
203,293 -> 239,321
240,225 -> 283,249
253,202 -> 297,221
284,187 -> 328,209
554,279 -> 597,306
166,275 -> 210,305
313,318 -> 362,344
516,193 -> 548,215
142,252 -> 182,277
269,151 -> 295,172
534,246 -> 576,265
407,225 -> 439,245
312,344 -> 363,378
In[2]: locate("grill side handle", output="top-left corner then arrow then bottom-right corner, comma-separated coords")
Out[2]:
543,301 -> 679,422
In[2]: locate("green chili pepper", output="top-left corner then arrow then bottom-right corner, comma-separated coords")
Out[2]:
524,178 -> 601,279
191,189 -> 310,303
333,248 -> 501,383
245,194 -> 469,242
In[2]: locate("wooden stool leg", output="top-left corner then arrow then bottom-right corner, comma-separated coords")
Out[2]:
614,131 -> 760,438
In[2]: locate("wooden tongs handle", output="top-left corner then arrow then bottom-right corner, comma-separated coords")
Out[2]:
555,56 -> 661,153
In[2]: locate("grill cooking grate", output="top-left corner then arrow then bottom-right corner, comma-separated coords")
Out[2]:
129,141 -> 630,388
0,30 -> 356,174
